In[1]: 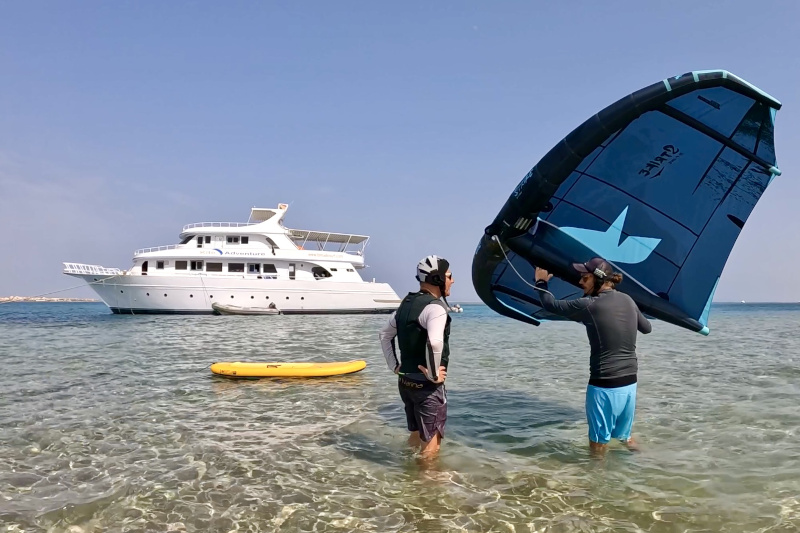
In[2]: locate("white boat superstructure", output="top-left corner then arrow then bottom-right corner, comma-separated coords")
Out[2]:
64,203 -> 401,314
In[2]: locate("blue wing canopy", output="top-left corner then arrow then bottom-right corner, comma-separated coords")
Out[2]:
472,70 -> 781,335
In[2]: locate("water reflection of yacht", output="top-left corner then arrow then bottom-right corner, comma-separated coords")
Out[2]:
64,203 -> 401,314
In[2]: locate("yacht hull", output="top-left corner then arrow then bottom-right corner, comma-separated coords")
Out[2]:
66,273 -> 401,315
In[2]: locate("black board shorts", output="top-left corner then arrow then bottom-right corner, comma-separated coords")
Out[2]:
398,377 -> 447,442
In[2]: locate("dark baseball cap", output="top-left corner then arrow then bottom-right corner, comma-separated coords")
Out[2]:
572,257 -> 614,279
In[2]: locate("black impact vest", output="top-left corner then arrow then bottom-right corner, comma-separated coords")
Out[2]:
396,291 -> 451,375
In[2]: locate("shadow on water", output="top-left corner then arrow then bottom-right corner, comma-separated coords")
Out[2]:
317,427 -> 409,469
207,373 -> 368,394
371,388 -> 587,463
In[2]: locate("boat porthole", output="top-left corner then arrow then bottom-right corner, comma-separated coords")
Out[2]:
146,293 -> 150,296
301,297 -> 304,300
164,294 -> 167,297
230,295 -> 234,299
286,296 -> 289,300
190,295 -> 193,298
266,296 -> 269,299
120,290 -> 124,293
251,296 -> 254,299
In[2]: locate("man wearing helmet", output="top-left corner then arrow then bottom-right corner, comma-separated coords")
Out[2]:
534,257 -> 652,454
379,255 -> 455,458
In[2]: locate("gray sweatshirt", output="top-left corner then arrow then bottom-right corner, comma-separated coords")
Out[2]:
537,282 -> 652,385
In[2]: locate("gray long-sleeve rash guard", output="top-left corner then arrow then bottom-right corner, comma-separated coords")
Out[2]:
537,281 -> 652,383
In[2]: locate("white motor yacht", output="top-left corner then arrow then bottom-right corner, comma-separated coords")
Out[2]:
63,203 -> 401,314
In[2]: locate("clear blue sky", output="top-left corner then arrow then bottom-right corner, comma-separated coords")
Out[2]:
1,1 -> 798,303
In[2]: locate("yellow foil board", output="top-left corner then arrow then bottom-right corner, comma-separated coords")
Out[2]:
210,360 -> 367,378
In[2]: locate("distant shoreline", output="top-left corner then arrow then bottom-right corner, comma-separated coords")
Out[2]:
0,297 -> 100,303
0,298 -> 796,305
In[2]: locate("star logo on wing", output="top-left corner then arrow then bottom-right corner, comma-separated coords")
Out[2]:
559,207 -> 661,264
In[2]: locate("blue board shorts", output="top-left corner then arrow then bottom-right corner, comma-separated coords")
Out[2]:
585,383 -> 637,444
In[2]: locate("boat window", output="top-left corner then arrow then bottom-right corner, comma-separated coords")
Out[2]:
347,268 -> 355,272
242,236 -> 249,244
176,261 -> 188,270
266,237 -> 279,249
263,264 -> 277,273
289,263 -> 296,280
206,262 -> 223,272
191,261 -> 203,271
248,263 -> 260,273
180,236 -> 193,245
197,236 -> 203,248
330,268 -> 338,271
312,266 -> 331,279
156,261 -> 164,269
228,263 -> 245,273
205,236 -> 211,244
142,261 -> 149,273
227,236 -> 240,244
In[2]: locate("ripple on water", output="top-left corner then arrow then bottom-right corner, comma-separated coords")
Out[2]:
0,303 -> 799,531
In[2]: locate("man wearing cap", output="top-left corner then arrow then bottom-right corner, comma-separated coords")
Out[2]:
379,255 -> 455,459
534,257 -> 652,453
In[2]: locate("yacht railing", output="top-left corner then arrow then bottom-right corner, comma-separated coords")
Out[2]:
291,239 -> 368,255
63,263 -> 124,276
288,229 -> 370,255
135,245 -> 179,254
183,222 -> 258,231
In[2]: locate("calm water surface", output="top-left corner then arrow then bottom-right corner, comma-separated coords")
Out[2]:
1,302 -> 799,532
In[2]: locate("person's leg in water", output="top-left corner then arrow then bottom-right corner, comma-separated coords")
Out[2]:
586,384 -> 612,456
610,383 -> 639,452
413,386 -> 447,463
408,431 -> 422,450
415,431 -> 443,474
419,431 -> 442,457
400,385 -> 422,451
587,383 -> 639,455
588,440 -> 608,455
399,381 -> 446,461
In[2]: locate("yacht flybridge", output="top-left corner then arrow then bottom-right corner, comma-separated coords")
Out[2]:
64,203 -> 401,314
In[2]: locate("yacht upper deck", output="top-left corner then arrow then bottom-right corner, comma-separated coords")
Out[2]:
182,222 -> 257,232
136,203 -> 371,258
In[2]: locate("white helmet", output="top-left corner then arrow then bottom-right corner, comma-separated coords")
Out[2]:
416,255 -> 450,287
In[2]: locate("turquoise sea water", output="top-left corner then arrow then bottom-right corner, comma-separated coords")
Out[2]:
1,302 -> 799,532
